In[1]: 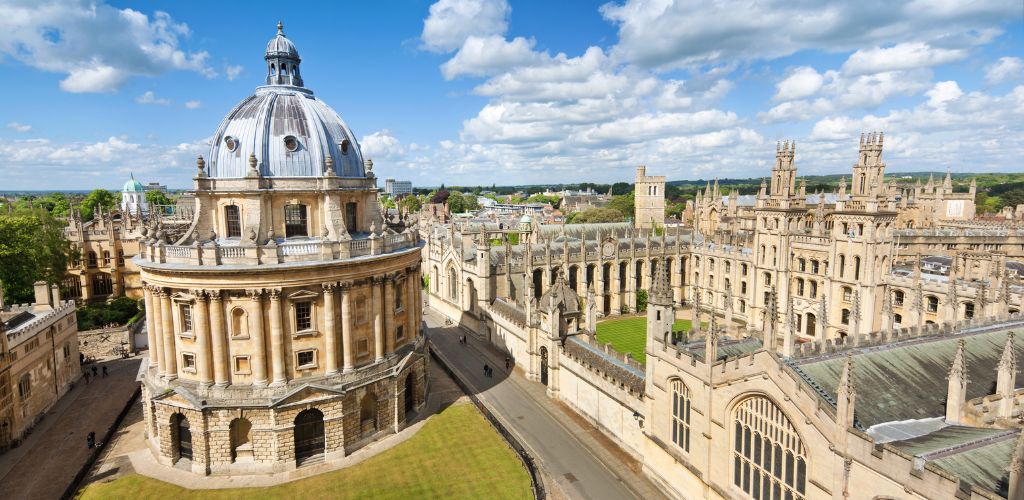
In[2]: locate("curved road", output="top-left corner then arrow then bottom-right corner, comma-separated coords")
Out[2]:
425,309 -> 666,500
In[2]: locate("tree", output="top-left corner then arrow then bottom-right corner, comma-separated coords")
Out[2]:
464,194 -> 480,211
430,188 -> 450,204
606,192 -> 635,220
145,190 -> 173,206
0,213 -> 74,303
399,195 -> 423,213
78,189 -> 117,220
567,207 -> 626,224
527,194 -> 561,207
635,289 -> 648,313
448,192 -> 466,213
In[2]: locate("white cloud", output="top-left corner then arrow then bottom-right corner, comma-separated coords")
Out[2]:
0,1 -> 214,93
420,0 -> 509,53
136,90 -> 170,105
599,0 -> 1013,69
926,81 -> 963,108
985,57 -> 1023,85
184,100 -> 202,109
7,122 -> 32,132
441,35 -> 542,80
361,129 -> 407,159
841,42 -> 967,76
225,64 -> 244,81
774,67 -> 825,102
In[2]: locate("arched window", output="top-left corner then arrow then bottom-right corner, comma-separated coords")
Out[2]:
893,290 -> 904,306
854,256 -> 861,280
838,254 -> 846,278
360,391 -> 378,436
231,308 -> 248,337
671,379 -> 691,452
448,267 -> 458,301
733,395 -> 806,499
893,313 -> 902,326
88,251 -> 98,268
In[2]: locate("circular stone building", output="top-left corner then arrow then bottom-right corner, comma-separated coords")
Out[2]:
136,23 -> 426,475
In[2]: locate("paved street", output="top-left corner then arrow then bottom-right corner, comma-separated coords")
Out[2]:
0,357 -> 141,500
425,308 -> 667,500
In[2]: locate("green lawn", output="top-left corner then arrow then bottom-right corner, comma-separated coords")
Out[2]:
595,316 -> 701,364
77,403 -> 532,500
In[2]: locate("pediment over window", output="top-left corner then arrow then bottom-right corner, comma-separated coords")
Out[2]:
287,289 -> 320,300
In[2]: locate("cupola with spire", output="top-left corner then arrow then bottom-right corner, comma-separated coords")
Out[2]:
265,21 -> 303,87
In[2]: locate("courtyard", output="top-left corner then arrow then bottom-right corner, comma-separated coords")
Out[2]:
595,315 -> 701,364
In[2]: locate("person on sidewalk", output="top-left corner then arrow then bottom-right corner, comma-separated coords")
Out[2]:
87,431 -> 95,449
83,371 -> 90,385
102,366 -> 108,377
91,366 -> 98,377
483,364 -> 490,377
505,356 -> 510,370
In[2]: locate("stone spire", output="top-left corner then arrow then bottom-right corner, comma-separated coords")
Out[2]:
1010,427 -> 1024,500
998,332 -> 1017,418
945,339 -> 968,424
783,293 -> 795,356
649,260 -> 672,306
836,353 -> 857,434
764,287 -> 779,351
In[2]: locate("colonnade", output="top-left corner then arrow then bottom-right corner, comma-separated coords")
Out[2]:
142,267 -> 421,386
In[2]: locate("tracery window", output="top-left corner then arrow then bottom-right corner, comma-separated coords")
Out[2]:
671,379 -> 691,452
733,395 -> 806,500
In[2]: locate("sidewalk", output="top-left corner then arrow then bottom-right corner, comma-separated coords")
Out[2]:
0,357 -> 141,500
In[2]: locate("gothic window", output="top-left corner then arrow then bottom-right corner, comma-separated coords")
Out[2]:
763,273 -> 772,288
86,251 -> 97,268
893,314 -> 902,326
725,261 -> 731,273
725,278 -> 731,292
964,302 -> 975,319
841,309 -> 850,325
796,314 -> 802,332
709,259 -> 716,271
284,204 -> 308,237
842,287 -> 852,302
739,300 -> 746,313
671,379 -> 691,453
741,281 -> 748,294
733,395 -> 806,500
809,281 -> 817,299
893,290 -> 904,306
796,279 -> 804,296
102,251 -> 111,266
854,256 -> 862,280
91,273 -> 113,295
838,254 -> 846,278
225,205 -> 241,238
742,264 -> 748,276
927,296 -> 939,313
798,259 -> 806,272
17,373 -> 30,398
448,267 -> 458,300
810,260 -> 819,274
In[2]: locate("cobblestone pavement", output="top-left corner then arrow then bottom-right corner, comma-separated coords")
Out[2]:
425,308 -> 668,500
79,351 -> 468,490
0,357 -> 142,500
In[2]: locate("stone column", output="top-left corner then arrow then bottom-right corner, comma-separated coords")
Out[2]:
209,291 -> 229,387
323,283 -> 339,375
373,277 -> 385,361
193,290 -> 213,386
143,285 -> 160,371
268,288 -> 286,385
341,282 -> 355,371
159,289 -> 177,379
407,270 -> 417,341
384,275 -> 395,354
247,289 -> 269,386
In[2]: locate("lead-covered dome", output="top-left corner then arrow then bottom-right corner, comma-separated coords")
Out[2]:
206,23 -> 365,178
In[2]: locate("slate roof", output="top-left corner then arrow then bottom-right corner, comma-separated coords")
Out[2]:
796,329 -> 1024,428
887,426 -> 1016,497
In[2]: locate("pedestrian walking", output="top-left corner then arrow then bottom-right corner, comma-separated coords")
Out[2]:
91,366 -> 97,377
102,366 -> 108,378
505,356 -> 510,370
86,431 -> 95,449
483,364 -> 489,376
84,371 -> 90,385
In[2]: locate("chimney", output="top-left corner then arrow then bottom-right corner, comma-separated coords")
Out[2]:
33,281 -> 52,307
50,283 -> 61,307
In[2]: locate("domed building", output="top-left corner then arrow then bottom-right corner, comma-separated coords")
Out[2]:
121,173 -> 147,214
135,23 -> 426,475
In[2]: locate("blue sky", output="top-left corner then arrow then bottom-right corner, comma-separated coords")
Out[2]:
0,0 -> 1021,190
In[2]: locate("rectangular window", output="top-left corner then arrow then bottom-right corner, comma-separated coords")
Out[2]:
225,205 -> 241,238
284,204 -> 308,237
295,301 -> 312,331
233,356 -> 251,374
182,353 -> 196,370
345,202 -> 358,233
296,350 -> 316,369
181,304 -> 193,333
18,375 -> 31,397
358,338 -> 369,354
397,325 -> 405,340
395,281 -> 404,310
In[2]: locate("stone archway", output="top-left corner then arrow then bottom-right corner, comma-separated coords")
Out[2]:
404,374 -> 415,416
293,408 -> 325,466
230,418 -> 252,463
171,413 -> 192,462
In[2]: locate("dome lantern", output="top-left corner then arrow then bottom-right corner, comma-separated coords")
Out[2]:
265,21 -> 303,87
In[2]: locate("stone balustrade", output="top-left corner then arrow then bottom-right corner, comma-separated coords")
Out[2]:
136,230 -> 418,267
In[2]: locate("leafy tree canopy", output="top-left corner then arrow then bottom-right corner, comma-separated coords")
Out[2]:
567,207 -> 626,224
79,189 -> 118,220
0,213 -> 74,303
